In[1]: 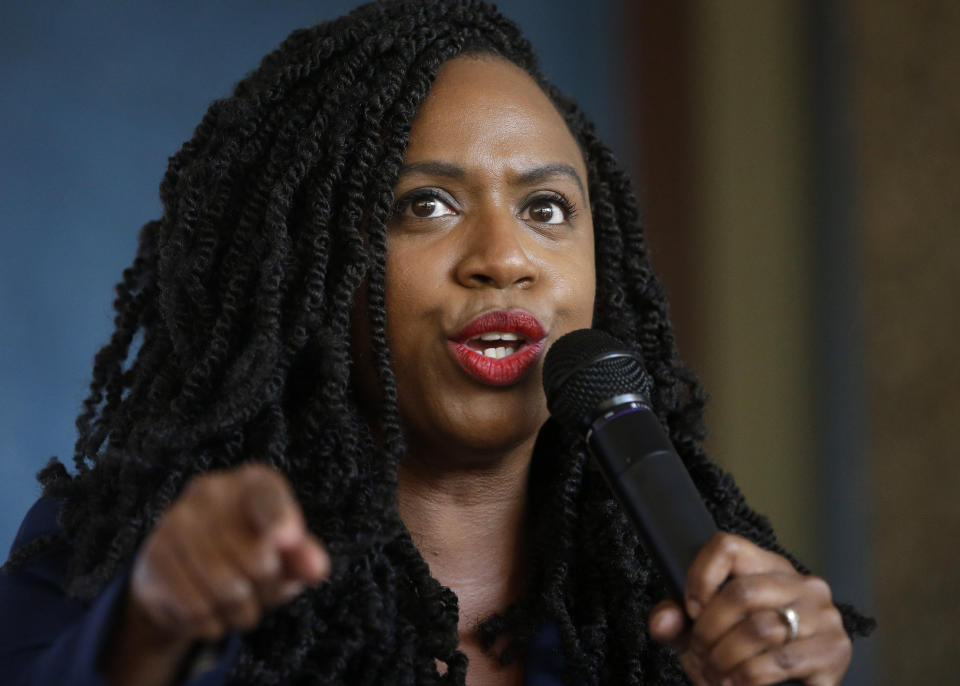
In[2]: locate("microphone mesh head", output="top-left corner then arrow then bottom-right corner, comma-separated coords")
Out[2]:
543,329 -> 653,427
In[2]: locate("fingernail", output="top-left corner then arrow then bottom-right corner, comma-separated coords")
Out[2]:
687,598 -> 701,619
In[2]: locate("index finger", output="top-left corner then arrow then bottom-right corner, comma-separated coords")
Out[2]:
685,532 -> 794,619
235,464 -> 304,547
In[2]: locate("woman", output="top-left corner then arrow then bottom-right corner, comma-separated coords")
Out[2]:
0,1 -> 873,684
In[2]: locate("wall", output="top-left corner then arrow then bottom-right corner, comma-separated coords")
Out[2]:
852,1 -> 960,682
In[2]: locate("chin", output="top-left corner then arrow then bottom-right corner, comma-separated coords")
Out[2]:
458,422 -> 541,455
404,407 -> 548,464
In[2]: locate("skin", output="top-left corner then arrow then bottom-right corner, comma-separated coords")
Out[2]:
102,55 -> 851,686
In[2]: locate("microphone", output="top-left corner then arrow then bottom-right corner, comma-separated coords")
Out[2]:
543,329 -> 802,686
542,328 -> 717,601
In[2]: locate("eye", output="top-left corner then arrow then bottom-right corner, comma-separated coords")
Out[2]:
394,190 -> 457,219
521,193 -> 577,225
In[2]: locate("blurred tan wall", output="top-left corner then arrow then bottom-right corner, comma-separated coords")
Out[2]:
688,0 -> 819,570
625,1 -> 820,568
852,1 -> 960,682
627,0 -> 960,682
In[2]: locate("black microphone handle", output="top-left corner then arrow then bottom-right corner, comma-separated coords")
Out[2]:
586,404 -> 803,686
586,403 -> 716,599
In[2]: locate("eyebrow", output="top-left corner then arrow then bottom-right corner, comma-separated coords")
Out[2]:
396,160 -> 586,198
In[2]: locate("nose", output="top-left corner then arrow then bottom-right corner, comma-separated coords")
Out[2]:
454,207 -> 538,289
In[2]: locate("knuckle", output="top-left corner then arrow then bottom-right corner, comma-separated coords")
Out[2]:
832,632 -> 853,662
725,577 -> 756,606
135,580 -> 167,611
802,574 -> 833,602
160,505 -> 189,532
746,611 -> 780,642
241,462 -> 271,477
243,462 -> 283,488
182,473 -> 224,506
245,548 -> 281,581
212,573 -> 253,606
774,646 -> 799,671
827,607 -> 847,632
715,532 -> 742,557
228,575 -> 255,602
185,473 -> 213,496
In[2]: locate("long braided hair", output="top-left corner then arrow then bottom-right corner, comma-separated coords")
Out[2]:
5,1 -> 874,683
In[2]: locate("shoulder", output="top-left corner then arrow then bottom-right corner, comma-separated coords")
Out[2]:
3,496 -> 69,589
8,496 -> 63,556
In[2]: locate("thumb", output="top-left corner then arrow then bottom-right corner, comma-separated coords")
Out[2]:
649,598 -> 689,648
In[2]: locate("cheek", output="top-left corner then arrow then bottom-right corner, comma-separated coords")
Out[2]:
549,245 -> 596,327
384,238 -> 449,309
579,228 -> 598,323
579,254 -> 597,322
382,243 -> 448,378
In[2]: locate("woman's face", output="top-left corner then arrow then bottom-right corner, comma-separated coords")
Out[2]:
385,55 -> 595,462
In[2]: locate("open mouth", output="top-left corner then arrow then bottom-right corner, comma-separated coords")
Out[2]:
462,331 -> 527,359
448,310 -> 547,386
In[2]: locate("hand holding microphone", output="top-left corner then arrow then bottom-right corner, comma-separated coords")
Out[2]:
543,330 -> 850,686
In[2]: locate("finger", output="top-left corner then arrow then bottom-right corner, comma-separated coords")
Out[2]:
684,533 -> 795,620
184,531 -> 262,631
136,539 -> 223,640
689,572 -> 803,654
725,630 -> 852,686
168,515 -> 255,634
677,651 -> 711,686
220,529 -> 302,613
279,532 -> 331,585
215,511 -> 321,608
237,464 -> 304,545
648,598 -> 688,647
220,501 -> 326,604
218,523 -> 281,589
705,607 -> 803,675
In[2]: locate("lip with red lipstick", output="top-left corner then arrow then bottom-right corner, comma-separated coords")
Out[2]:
447,309 -> 547,386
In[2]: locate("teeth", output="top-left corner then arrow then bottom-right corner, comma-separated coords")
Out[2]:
481,346 -> 517,359
479,331 -> 519,341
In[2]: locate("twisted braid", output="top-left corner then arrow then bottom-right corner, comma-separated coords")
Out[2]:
6,1 -> 873,683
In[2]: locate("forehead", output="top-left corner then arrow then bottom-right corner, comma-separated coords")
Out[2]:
403,55 -> 586,177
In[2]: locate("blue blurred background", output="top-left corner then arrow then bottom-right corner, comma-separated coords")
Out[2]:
4,1 -> 959,684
